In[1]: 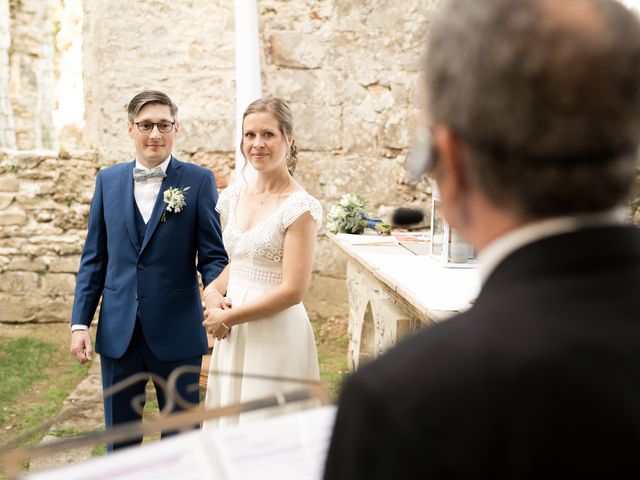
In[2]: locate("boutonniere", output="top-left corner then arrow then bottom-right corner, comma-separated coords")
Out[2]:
161,186 -> 191,222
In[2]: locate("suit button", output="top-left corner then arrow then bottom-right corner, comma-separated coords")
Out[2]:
134,293 -> 138,300
137,262 -> 145,270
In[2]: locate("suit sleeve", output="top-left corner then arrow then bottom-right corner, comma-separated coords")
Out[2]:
323,374 -> 406,480
71,172 -> 108,328
196,170 -> 228,287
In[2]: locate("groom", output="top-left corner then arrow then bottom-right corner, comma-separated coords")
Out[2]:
70,90 -> 228,450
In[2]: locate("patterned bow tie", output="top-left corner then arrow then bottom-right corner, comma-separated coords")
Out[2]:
133,167 -> 166,183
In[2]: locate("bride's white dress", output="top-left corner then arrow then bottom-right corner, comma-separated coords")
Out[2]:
203,184 -> 322,428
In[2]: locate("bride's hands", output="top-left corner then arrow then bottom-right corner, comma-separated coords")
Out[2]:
203,307 -> 232,340
203,286 -> 232,311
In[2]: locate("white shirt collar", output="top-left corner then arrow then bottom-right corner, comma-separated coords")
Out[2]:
479,208 -> 627,285
135,155 -> 171,173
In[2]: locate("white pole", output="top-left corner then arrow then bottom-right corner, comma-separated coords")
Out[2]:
234,0 -> 262,185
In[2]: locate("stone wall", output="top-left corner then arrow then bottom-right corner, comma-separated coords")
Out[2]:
81,0 -> 436,308
7,0 -> 58,150
0,0 -> 16,148
2,0 -> 638,324
0,149 -> 99,322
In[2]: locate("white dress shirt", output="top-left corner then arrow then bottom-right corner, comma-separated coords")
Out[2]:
134,156 -> 171,223
479,208 -> 627,286
71,156 -> 171,332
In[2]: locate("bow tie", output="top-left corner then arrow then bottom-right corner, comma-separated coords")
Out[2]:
133,167 -> 166,183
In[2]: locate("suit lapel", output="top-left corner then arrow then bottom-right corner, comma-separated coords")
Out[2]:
122,161 -> 141,252
140,156 -> 184,254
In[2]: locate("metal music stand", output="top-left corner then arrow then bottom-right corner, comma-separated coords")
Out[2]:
0,366 -> 330,480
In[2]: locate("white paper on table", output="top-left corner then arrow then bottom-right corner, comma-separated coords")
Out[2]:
335,233 -> 399,246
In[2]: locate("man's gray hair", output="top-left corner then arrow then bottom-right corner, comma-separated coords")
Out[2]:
425,0 -> 640,217
127,90 -> 178,123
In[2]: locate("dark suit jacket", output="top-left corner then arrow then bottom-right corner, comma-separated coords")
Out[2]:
71,157 -> 228,361
324,226 -> 640,479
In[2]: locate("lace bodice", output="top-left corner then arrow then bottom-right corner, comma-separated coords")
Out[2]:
216,184 -> 322,288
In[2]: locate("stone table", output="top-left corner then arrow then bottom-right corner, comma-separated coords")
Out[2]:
328,233 -> 480,371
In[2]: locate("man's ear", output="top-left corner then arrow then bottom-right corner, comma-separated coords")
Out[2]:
127,122 -> 134,138
433,126 -> 469,201
174,121 -> 180,135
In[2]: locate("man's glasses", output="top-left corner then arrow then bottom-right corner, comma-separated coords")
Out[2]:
134,121 -> 176,134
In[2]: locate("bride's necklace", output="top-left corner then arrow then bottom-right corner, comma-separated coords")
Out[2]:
255,178 -> 291,205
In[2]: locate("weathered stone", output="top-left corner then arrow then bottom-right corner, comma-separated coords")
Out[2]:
48,255 -> 80,273
0,293 -> 38,321
314,236 -> 348,279
0,206 -> 27,225
0,173 -> 18,191
0,271 -> 39,292
7,255 -> 47,272
42,273 -> 76,296
379,111 -> 412,150
39,298 -> 73,322
0,191 -> 14,208
305,274 -> 349,320
293,103 -> 342,151
269,32 -> 328,69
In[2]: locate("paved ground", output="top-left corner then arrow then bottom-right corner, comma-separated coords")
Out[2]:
28,358 -> 104,475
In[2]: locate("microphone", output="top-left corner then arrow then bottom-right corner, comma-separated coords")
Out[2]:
392,208 -> 425,226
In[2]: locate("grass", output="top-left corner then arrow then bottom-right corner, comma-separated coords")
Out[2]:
0,337 -> 55,426
0,325 -> 91,450
310,315 -> 350,400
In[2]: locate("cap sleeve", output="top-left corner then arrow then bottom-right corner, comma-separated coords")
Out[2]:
215,183 -> 238,218
282,193 -> 323,231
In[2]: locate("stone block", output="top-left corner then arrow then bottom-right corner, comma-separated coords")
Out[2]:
0,207 -> 27,225
8,256 -> 47,272
0,271 -> 39,292
292,103 -> 342,151
269,32 -> 328,69
0,174 -> 18,191
313,236 -> 348,279
0,191 -> 14,209
48,255 -> 80,273
39,298 -> 73,322
42,273 -> 76,296
305,274 -> 349,319
0,293 -> 38,322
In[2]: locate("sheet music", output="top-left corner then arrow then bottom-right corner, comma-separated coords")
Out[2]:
24,429 -> 223,480
209,406 -> 337,480
22,406 -> 337,480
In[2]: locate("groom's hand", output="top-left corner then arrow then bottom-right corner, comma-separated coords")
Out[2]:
204,289 -> 232,311
70,330 -> 94,364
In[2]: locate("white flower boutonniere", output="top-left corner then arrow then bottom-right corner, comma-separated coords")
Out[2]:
162,186 -> 191,222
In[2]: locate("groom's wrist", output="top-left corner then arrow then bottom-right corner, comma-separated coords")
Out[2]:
71,324 -> 89,332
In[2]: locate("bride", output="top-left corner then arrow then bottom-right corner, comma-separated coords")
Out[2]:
201,97 -> 321,427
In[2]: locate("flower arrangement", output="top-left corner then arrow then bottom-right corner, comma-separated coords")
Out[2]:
161,186 -> 190,222
326,193 -> 391,235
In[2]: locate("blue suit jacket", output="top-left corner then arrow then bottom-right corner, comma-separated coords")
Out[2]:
71,157 -> 228,361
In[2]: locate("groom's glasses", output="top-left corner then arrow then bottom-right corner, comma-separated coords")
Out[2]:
134,120 -> 176,134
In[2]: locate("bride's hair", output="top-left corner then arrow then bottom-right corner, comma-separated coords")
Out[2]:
241,97 -> 298,176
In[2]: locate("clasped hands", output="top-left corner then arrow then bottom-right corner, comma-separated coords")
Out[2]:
202,288 -> 233,340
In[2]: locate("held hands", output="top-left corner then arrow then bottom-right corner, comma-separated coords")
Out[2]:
203,307 -> 232,340
70,330 -> 93,364
203,285 -> 233,340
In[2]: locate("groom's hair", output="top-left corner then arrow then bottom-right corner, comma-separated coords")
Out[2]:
127,90 -> 178,123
